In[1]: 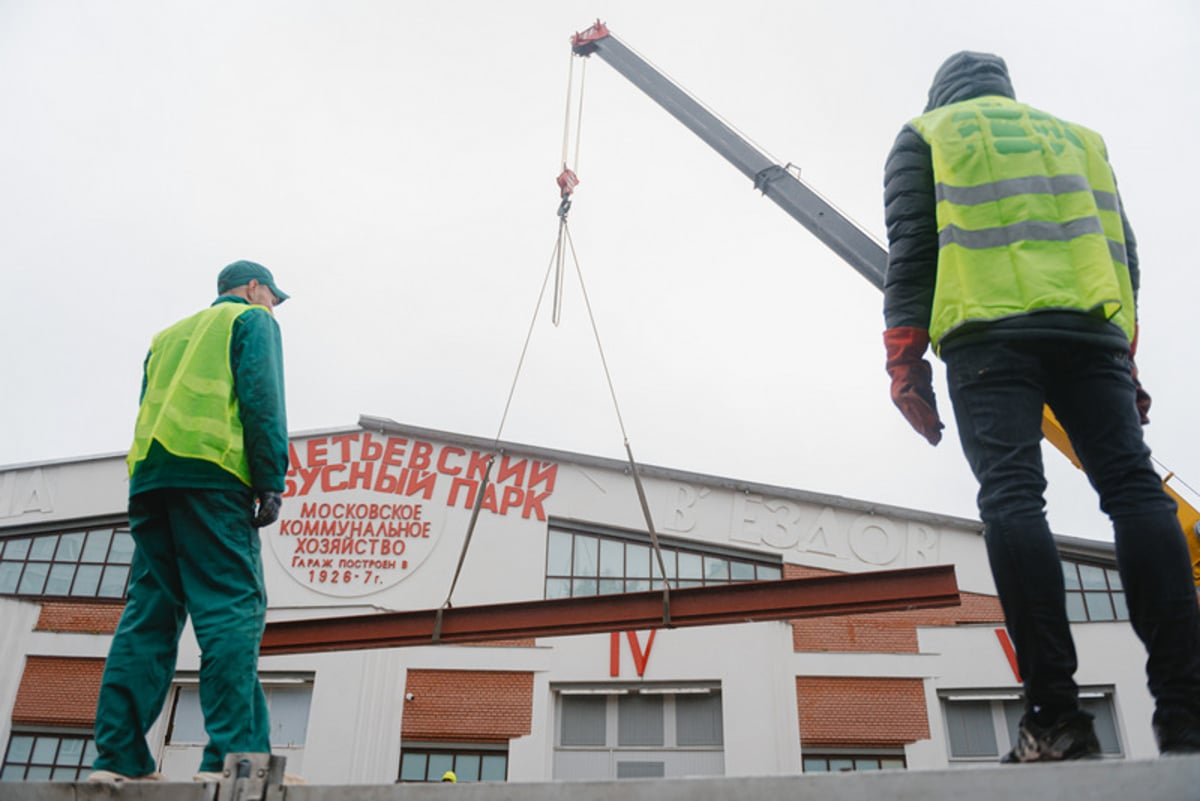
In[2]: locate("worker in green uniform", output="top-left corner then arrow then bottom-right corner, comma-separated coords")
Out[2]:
88,260 -> 290,783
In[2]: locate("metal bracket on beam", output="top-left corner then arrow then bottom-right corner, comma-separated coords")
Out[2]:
753,164 -> 787,194
205,753 -> 286,801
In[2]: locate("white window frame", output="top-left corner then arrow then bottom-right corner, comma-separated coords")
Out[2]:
1,727 -> 96,782
801,747 -> 906,773
397,742 -> 509,783
545,520 -> 782,600
940,688 -> 1123,763
553,683 -> 724,780
0,523 -> 134,600
158,673 -> 313,779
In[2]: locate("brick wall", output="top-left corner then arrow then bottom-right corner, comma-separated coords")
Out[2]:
36,602 -> 124,634
402,669 -> 533,742
796,676 -> 928,747
784,564 -> 1003,653
12,656 -> 105,727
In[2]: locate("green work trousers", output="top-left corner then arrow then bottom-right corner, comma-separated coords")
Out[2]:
93,487 -> 271,775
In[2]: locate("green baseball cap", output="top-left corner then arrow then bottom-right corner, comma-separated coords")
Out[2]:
217,260 -> 289,304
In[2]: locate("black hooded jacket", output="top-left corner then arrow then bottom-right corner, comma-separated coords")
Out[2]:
881,51 -> 1137,352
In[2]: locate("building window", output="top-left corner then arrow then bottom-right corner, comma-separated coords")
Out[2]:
554,685 -> 724,780
398,746 -> 508,782
545,522 -> 781,599
675,692 -> 723,747
160,676 -> 313,779
168,683 -> 311,748
802,752 -> 905,772
1,731 -> 97,781
941,691 -> 1122,762
0,526 -> 134,600
1062,559 -> 1127,623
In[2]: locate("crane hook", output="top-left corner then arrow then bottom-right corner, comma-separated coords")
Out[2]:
556,166 -> 579,219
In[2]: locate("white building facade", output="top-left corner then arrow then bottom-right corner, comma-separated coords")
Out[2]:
0,418 -> 1156,784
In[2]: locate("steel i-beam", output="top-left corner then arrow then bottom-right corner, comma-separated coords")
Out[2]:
260,564 -> 958,656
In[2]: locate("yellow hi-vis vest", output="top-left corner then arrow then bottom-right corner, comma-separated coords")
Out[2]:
910,96 -> 1135,353
127,302 -> 260,485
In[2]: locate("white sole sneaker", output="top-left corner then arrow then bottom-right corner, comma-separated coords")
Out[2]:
194,770 -> 306,785
87,769 -> 167,782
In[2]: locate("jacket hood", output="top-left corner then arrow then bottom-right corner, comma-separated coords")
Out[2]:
925,51 -> 1015,111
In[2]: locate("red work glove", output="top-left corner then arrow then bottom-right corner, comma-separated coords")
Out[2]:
884,327 -> 944,446
1129,325 -> 1151,425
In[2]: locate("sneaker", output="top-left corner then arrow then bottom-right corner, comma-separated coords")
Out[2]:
86,769 -> 167,782
1001,709 -> 1101,763
1153,708 -> 1200,755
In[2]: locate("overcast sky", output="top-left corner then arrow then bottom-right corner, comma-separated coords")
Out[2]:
2,0 -> 1197,542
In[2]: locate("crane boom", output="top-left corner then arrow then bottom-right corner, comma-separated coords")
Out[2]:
571,22 -> 885,289
570,21 -> 1200,582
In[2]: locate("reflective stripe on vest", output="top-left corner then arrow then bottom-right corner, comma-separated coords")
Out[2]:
127,302 -> 259,484
910,97 -> 1135,351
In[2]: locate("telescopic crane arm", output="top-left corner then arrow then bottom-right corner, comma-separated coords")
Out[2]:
571,21 -> 886,290
570,20 -> 1200,582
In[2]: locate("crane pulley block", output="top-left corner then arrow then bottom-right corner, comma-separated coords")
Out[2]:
571,19 -> 610,55
556,166 -> 579,198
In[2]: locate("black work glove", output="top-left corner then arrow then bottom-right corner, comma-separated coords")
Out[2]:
252,491 -> 283,528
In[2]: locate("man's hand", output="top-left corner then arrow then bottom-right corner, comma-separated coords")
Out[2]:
252,491 -> 283,527
884,327 -> 945,446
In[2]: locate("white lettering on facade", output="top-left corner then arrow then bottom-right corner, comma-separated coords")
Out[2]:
906,523 -> 941,564
848,515 -> 903,566
269,436 -> 563,597
729,489 -> 941,568
669,484 -> 709,532
797,507 -> 849,559
0,469 -> 53,519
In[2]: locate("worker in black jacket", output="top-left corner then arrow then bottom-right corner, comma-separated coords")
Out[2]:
882,51 -> 1200,761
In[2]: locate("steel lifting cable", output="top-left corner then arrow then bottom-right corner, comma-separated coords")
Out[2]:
560,49 -> 586,182
434,51 -> 591,641
560,224 -> 674,627
435,54 -> 587,642
554,52 -> 586,325
434,49 -> 672,640
432,238 -> 559,643
554,51 -> 673,625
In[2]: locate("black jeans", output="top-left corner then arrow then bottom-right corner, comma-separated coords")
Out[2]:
944,338 -> 1200,719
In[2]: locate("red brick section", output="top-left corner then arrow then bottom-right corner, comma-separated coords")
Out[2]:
36,601 -> 124,634
12,656 -> 105,727
785,564 -> 1004,654
402,669 -> 533,742
797,676 -> 928,747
